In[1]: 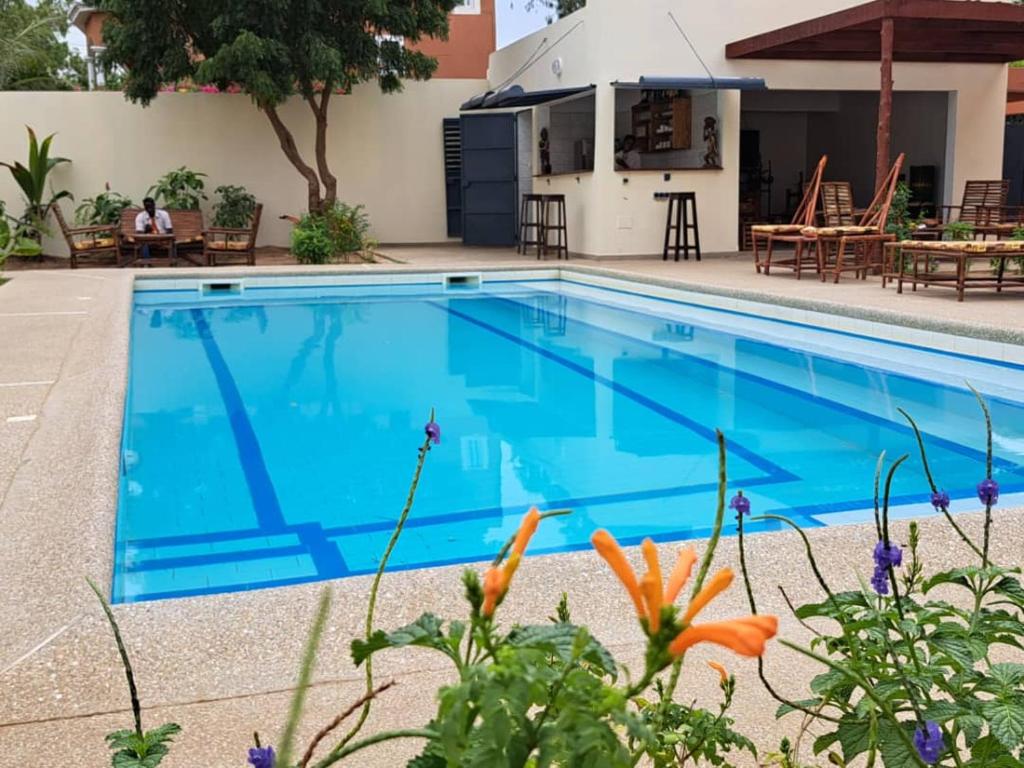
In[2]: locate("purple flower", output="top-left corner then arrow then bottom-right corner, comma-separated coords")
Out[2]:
870,566 -> 890,596
873,540 -> 903,570
729,492 -> 750,517
914,721 -> 944,764
977,478 -> 999,507
930,490 -> 949,510
247,746 -> 275,768
425,420 -> 441,445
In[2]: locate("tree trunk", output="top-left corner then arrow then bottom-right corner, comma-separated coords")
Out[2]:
310,91 -> 338,210
263,103 -> 324,213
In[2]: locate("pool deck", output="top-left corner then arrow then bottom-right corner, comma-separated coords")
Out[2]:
1,249 -> 1022,767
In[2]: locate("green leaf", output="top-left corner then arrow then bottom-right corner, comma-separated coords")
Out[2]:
923,567 -> 978,593
835,716 -> 872,762
989,663 -> 1024,689
877,719 -> 922,768
505,623 -> 617,678
777,699 -> 821,718
982,699 -> 1024,751
812,730 -> 840,755
351,613 -> 455,667
957,714 -> 985,746
929,630 -> 975,670
992,576 -> 1024,606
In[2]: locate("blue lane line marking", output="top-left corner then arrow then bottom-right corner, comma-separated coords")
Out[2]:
428,299 -> 798,483
124,472 -> 785,554
124,544 -> 307,573
491,293 -> 1024,476
117,515 -> 816,603
556,277 -> 1024,374
777,481 -> 1024,520
191,308 -> 288,532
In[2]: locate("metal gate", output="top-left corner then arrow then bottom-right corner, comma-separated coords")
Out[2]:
460,113 -> 518,247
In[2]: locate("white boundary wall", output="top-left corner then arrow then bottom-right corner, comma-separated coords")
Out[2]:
0,80 -> 485,254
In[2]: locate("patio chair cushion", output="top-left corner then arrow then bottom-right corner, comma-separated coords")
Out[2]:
897,240 -> 1024,253
72,237 -> 115,250
801,225 -> 878,237
750,224 -> 805,234
207,240 -> 250,251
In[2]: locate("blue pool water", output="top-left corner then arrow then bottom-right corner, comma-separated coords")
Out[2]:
114,278 -> 1024,602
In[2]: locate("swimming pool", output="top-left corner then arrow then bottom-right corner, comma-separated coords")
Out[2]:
114,275 -> 1024,603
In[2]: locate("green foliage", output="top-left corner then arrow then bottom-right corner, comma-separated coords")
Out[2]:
0,126 -> 72,234
749,395 -> 1024,768
525,0 -> 586,20
0,201 -> 43,263
76,188 -> 134,225
88,579 -> 181,768
943,220 -> 975,242
147,167 -> 207,210
291,215 -> 335,264
884,182 -> 927,275
291,203 -> 375,263
100,0 -> 459,212
212,185 -> 257,228
0,0 -> 86,91
104,724 -> 182,768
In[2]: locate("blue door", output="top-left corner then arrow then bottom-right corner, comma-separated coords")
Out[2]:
461,113 -> 518,247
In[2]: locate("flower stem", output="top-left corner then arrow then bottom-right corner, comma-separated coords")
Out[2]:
335,422 -> 436,753
87,578 -> 143,738
690,430 -> 727,599
312,729 -> 437,768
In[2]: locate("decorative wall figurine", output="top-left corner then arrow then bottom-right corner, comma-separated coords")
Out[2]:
539,127 -> 552,175
702,116 -> 720,168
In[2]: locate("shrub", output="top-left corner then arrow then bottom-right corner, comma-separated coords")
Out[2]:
290,215 -> 335,264
76,186 -> 134,225
0,201 -> 43,263
212,185 -> 257,228
323,202 -> 373,255
741,389 -> 1024,768
0,126 -> 71,236
147,167 -> 207,210
290,203 -> 375,263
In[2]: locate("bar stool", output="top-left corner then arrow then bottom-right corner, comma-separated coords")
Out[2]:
518,194 -> 546,256
541,194 -> 568,260
663,192 -> 701,262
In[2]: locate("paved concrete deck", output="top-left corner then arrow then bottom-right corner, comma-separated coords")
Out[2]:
0,251 -> 1021,767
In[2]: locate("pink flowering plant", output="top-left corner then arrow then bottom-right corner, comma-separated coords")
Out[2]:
738,388 -> 1024,767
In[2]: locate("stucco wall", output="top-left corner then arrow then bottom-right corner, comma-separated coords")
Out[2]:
488,0 -> 1009,256
0,81 -> 485,255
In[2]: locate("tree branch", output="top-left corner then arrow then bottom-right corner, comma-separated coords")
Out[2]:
308,89 -> 338,210
263,103 -> 323,213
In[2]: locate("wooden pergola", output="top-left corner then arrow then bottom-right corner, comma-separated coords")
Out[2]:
726,0 -> 1024,191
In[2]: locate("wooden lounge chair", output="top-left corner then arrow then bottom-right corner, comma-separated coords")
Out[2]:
819,182 -> 857,226
884,239 -> 1024,301
751,155 -> 827,278
804,153 -> 905,283
118,208 -> 206,266
928,179 -> 1008,235
204,204 -> 262,266
52,203 -> 119,269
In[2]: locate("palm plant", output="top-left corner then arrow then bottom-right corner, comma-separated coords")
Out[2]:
0,12 -> 61,90
0,126 -> 72,236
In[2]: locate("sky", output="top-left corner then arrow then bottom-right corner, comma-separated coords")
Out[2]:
65,4 -> 550,56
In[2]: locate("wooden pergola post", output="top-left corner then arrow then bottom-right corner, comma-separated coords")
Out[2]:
875,16 -> 895,192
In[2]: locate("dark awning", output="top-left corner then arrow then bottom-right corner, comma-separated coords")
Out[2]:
460,84 -> 596,111
726,0 -> 1024,63
612,76 -> 766,91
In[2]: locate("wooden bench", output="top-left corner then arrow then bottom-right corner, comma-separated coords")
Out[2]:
118,208 -> 206,266
883,240 -> 1024,301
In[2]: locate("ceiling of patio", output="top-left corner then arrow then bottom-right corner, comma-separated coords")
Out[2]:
725,0 -> 1024,63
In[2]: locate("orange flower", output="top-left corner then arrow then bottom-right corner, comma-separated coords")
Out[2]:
591,532 -> 704,633
669,616 -> 778,658
682,568 -> 734,625
482,508 -> 543,617
591,531 -> 778,659
707,661 -> 729,683
591,530 -> 646,618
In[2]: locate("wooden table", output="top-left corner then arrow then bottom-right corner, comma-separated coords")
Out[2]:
883,241 -> 1024,301
121,233 -> 177,267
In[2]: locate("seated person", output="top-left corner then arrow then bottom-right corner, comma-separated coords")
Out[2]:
615,135 -> 641,170
136,197 -> 173,235
134,197 -> 173,260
